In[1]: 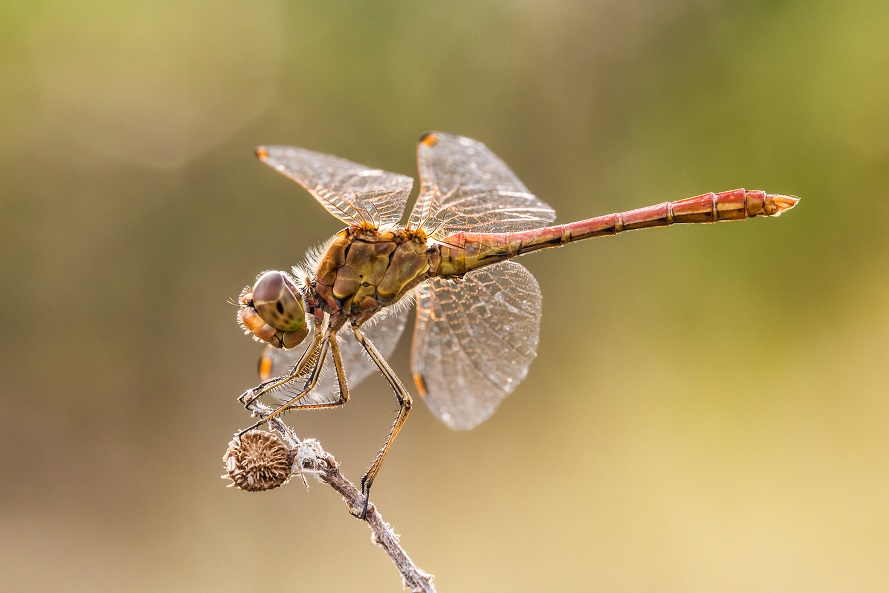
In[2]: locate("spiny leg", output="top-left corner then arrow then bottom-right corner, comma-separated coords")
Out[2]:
351,323 -> 413,519
239,327 -> 325,408
238,330 -> 331,436
277,330 -> 352,412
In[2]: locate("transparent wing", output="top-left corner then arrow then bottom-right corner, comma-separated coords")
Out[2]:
411,261 -> 542,430
257,145 -> 414,228
262,304 -> 410,405
407,132 -> 556,237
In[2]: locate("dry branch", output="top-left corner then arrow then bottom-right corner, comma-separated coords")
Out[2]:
225,401 -> 435,593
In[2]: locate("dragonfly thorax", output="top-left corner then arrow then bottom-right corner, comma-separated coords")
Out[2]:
311,226 -> 432,326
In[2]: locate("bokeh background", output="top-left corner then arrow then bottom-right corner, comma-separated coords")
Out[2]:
2,0 -> 888,591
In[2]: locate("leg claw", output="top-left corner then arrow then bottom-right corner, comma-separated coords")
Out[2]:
353,479 -> 371,520
350,496 -> 370,520
240,389 -> 259,407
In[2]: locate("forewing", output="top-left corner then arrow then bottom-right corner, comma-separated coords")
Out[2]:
257,145 -> 413,228
263,304 -> 410,405
407,133 -> 556,237
411,261 -> 542,430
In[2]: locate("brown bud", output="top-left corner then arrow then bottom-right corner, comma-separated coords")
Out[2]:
222,430 -> 293,492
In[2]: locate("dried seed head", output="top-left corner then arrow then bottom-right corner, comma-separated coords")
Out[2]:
223,430 -> 293,492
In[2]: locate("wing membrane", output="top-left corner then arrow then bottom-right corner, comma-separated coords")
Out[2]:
258,145 -> 413,228
411,261 -> 542,430
408,133 -> 556,237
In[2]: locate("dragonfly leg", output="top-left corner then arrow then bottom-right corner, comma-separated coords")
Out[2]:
276,330 -> 352,412
237,331 -> 330,437
239,327 -> 324,407
350,323 -> 412,519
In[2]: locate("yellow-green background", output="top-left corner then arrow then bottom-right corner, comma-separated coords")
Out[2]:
2,1 -> 887,591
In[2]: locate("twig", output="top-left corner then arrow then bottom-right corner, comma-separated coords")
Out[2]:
242,401 -> 436,593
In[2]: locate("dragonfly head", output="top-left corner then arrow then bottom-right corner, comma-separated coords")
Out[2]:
237,270 -> 309,349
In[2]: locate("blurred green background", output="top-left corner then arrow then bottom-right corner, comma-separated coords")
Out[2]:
2,0 -> 888,591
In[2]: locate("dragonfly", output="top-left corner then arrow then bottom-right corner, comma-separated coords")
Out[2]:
235,132 -> 798,517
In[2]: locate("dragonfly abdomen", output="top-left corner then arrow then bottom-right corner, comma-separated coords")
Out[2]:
432,189 -> 798,277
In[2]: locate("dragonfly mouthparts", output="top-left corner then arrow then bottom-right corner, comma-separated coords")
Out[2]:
766,193 -> 800,216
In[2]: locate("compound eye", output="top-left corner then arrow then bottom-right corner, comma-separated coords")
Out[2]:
251,271 -> 307,334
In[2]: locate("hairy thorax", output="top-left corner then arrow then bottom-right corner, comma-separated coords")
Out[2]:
311,226 -> 433,326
